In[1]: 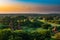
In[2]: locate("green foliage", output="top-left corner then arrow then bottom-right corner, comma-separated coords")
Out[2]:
0,29 -> 12,40
42,23 -> 52,29
0,29 -> 51,40
32,21 -> 44,28
54,32 -> 60,40
0,15 -> 60,40
0,23 -> 9,29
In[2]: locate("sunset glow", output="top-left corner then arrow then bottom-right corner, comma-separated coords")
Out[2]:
0,0 -> 60,13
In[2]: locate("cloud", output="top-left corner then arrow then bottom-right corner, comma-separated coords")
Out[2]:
0,0 -> 60,13
0,4 -> 60,12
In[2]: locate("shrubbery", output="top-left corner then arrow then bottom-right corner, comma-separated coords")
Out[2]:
0,29 -> 12,40
0,29 -> 51,40
54,32 -> 60,40
42,23 -> 51,29
0,15 -> 60,40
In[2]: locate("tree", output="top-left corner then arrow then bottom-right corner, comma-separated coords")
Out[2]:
9,21 -> 14,30
42,23 -> 51,29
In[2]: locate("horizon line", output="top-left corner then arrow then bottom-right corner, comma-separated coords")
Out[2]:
0,12 -> 60,14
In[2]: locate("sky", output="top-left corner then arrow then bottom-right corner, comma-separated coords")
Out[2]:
14,0 -> 60,5
0,0 -> 60,13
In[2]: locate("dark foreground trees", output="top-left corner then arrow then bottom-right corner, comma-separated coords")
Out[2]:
0,29 -> 51,40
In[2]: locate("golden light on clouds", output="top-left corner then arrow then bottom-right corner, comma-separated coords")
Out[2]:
0,0 -> 60,13
0,0 -> 41,12
0,4 -> 45,12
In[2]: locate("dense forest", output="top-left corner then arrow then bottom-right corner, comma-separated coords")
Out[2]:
0,14 -> 60,40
